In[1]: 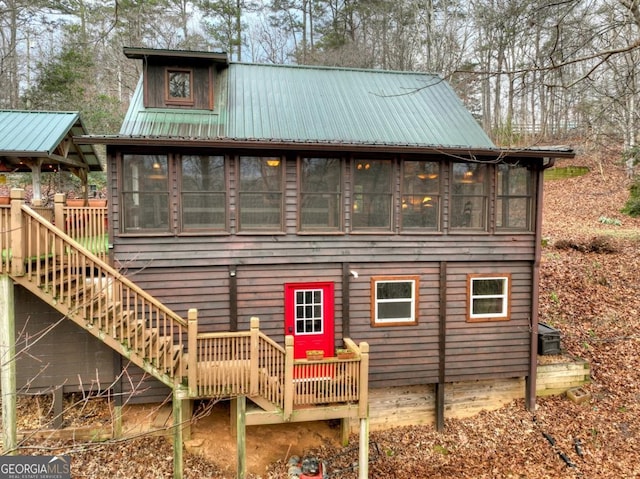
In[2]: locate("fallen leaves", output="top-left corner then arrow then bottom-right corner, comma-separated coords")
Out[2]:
12,146 -> 640,477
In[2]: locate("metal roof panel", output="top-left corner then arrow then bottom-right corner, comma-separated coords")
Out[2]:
120,62 -> 495,149
0,110 -> 102,171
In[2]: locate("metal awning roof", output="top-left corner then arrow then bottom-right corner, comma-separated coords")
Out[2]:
0,110 -> 102,172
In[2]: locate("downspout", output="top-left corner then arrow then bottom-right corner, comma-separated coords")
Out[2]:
527,158 -> 554,410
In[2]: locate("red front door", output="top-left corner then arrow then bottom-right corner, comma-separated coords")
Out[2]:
284,282 -> 335,359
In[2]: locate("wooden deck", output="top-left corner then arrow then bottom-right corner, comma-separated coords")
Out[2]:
1,190 -> 369,426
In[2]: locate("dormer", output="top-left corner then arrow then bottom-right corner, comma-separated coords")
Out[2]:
123,47 -> 229,110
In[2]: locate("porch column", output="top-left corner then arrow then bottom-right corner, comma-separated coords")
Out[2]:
0,274 -> 16,454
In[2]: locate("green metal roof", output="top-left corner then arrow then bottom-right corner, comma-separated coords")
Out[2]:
0,110 -> 102,171
120,62 -> 496,149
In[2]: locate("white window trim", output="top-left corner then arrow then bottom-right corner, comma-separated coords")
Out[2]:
294,288 -> 324,335
467,274 -> 511,322
371,276 -> 419,327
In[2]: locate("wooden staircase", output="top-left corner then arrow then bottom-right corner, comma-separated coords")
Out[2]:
1,195 -> 368,425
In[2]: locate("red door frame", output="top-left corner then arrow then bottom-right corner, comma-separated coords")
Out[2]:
284,282 -> 335,359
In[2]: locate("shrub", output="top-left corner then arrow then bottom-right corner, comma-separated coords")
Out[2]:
622,180 -> 640,217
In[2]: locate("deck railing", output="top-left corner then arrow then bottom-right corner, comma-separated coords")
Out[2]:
192,316 -> 369,418
7,190 -> 187,387
3,189 -> 369,416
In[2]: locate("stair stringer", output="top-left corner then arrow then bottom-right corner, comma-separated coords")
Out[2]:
12,274 -> 180,390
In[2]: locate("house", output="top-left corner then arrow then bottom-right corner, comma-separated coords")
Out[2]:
1,48 -> 577,478
89,46 -> 575,415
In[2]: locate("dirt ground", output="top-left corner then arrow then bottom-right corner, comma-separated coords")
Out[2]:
121,400 -> 342,477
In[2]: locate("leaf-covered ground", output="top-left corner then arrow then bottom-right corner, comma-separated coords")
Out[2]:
12,146 -> 640,477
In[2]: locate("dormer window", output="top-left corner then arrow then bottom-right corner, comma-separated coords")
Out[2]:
166,68 -> 193,105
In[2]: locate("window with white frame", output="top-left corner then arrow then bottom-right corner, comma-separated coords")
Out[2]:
467,274 -> 511,322
371,276 -> 419,326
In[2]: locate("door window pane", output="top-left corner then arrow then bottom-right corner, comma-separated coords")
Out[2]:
295,289 -> 324,334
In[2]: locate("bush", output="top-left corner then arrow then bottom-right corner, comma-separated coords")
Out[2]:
554,236 -> 617,254
622,180 -> 640,217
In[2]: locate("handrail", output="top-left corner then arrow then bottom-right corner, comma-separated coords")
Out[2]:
4,190 -> 369,416
14,199 -> 188,387
21,205 -> 187,328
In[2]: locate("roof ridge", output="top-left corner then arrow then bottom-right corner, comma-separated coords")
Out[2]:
229,61 -> 443,77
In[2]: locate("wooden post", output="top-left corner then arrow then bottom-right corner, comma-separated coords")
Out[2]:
236,395 -> 247,479
187,309 -> 198,396
54,193 -> 66,231
340,417 -> 351,446
26,159 -> 44,202
436,261 -> 447,431
10,189 -> 25,277
527,170 -> 546,411
435,383 -> 445,432
284,336 -> 294,421
249,317 -> 259,396
0,274 -> 16,454
358,342 -> 369,419
358,417 -> 369,479
172,386 -> 188,479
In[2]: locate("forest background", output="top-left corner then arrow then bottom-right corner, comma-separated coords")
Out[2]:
1,0 -> 639,158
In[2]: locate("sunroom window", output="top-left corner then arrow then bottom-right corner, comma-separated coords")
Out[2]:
352,159 -> 393,231
238,156 -> 283,232
181,155 -> 226,231
497,163 -> 533,231
401,160 -> 440,230
467,274 -> 511,322
121,154 -> 170,233
300,158 -> 342,232
371,276 -> 419,326
451,162 -> 488,230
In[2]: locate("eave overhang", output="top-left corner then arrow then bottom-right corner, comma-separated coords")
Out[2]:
75,135 -> 576,162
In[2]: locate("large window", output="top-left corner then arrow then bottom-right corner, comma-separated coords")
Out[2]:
467,274 -> 511,322
451,162 -> 488,230
352,159 -> 393,230
181,155 -> 226,231
122,154 -> 170,233
238,156 -> 283,231
401,160 -> 440,230
299,158 -> 342,232
497,164 -> 533,231
371,276 -> 419,326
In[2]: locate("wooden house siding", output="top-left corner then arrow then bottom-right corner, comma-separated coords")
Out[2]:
444,262 -> 532,382
144,62 -> 214,110
347,262 -> 441,387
